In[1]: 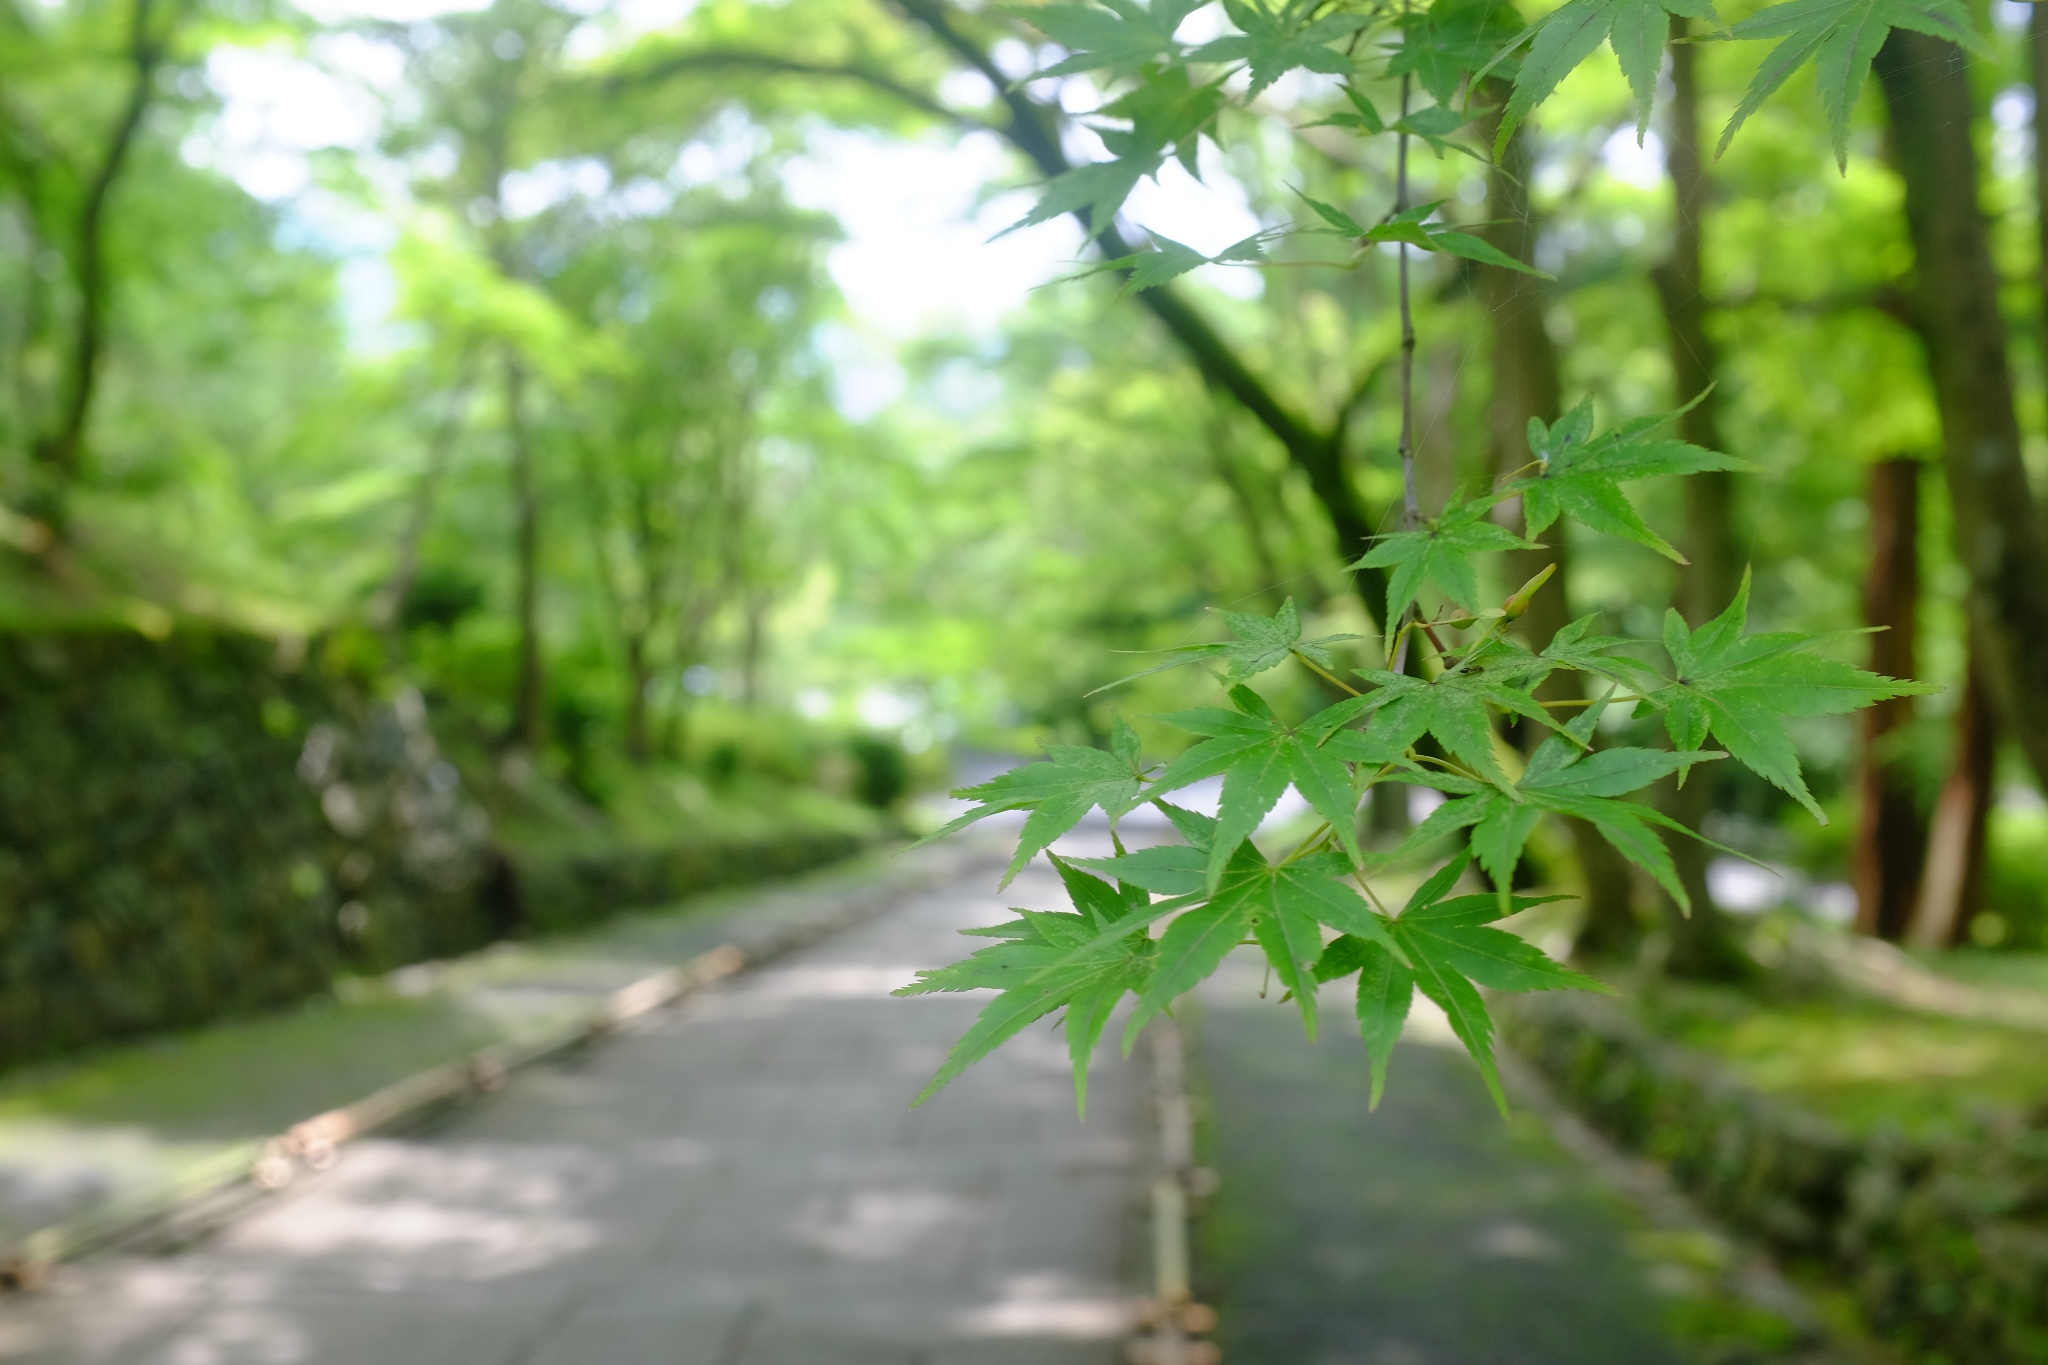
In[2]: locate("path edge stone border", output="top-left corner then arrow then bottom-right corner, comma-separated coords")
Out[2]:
0,838 -> 1003,1289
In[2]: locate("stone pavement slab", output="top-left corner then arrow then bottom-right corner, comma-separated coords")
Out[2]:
0,842 -> 985,1255
1192,949 -> 1734,1365
0,860 -> 1146,1365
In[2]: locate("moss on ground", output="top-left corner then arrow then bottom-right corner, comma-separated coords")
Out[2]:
1633,979 -> 2048,1141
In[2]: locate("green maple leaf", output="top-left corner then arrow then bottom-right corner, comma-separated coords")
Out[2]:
1089,596 -> 1361,693
1639,570 -> 1935,820
999,155 -> 1157,240
1315,853 -> 1605,1113
927,715 -> 1147,884
1718,0 -> 1987,170
1189,0 -> 1371,98
1301,196 -> 1551,275
1303,82 -> 1387,133
899,857 -> 1156,1112
1356,488 -> 1532,627
1529,615 -> 1652,689
1503,396 -> 1752,561
1494,0 -> 1719,154
1400,703 -> 1722,909
1075,229 -> 1273,297
1005,67 -> 1228,240
1108,840 -> 1404,1043
1313,924 -> 1422,1107
1434,618 -> 1647,697
1146,686 -> 1376,890
1013,0 -> 1205,78
1352,658 -> 1564,790
1386,0 -> 1528,105
1097,66 -> 1226,169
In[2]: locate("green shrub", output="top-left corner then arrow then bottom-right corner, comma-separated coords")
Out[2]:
1979,807 -> 2048,951
847,733 -> 910,809
0,626 -> 881,1073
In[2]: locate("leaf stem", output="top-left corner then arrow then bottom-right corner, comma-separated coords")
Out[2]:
1292,647 -> 1363,696
1409,751 -> 1484,782
1280,821 -> 1336,864
1396,43 -> 1418,531
1536,693 -> 1643,708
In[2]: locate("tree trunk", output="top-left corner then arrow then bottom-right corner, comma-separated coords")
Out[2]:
505,353 -> 544,751
377,358 -> 475,656
623,629 -> 652,763
2033,3 -> 2048,407
1906,652 -> 1994,949
891,0 -> 1393,628
1639,17 -> 1754,980
1656,17 -> 1743,626
1853,458 -> 1927,940
28,0 -> 163,534
1476,98 -> 1641,957
740,589 -> 770,710
1874,32 -> 2048,797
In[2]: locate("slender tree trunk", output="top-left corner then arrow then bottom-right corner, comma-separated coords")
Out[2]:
1640,18 -> 1755,979
623,629 -> 651,763
28,0 -> 162,532
1475,98 -> 1640,956
1656,17 -> 1743,625
1907,650 -> 1994,949
739,588 -> 771,709
377,358 -> 476,655
2033,4 -> 2048,401
505,353 -> 544,751
891,0 -> 1393,628
1209,423 -> 1288,604
1875,32 -> 2048,797
1853,458 -> 1927,940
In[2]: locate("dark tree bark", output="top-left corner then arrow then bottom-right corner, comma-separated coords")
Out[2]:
27,0 -> 166,532
1875,32 -> 2048,797
1474,97 -> 1640,957
505,354 -> 544,752
1655,17 -> 1742,626
623,629 -> 652,763
640,5 -> 1398,624
1853,458 -> 1927,940
1907,650 -> 1994,949
1641,16 -> 1757,980
887,0 -> 1391,627
2033,4 -> 2048,407
377,356 -> 477,657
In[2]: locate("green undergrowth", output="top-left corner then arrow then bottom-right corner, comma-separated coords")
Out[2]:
1633,977 -> 2048,1142
0,843 -> 911,1245
0,993 -> 508,1145
1912,946 -> 2048,994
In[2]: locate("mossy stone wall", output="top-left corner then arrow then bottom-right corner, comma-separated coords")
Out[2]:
1506,993 -> 2048,1364
0,626 -> 868,1073
0,629 -> 348,1065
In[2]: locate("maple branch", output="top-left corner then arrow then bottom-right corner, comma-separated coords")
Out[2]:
1291,647 -> 1363,697
884,0 -> 1395,628
605,47 -> 993,133
1395,23 -> 1418,532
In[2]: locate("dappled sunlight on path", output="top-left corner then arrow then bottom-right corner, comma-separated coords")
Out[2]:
0,868 -> 1144,1365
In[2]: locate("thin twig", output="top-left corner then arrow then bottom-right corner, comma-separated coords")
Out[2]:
1396,37 -> 1418,532
1292,648 -> 1363,697
1279,821 -> 1335,865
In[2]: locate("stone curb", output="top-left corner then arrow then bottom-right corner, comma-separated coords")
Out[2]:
0,839 -> 998,1288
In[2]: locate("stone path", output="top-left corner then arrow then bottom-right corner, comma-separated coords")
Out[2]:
1192,950 -> 1734,1365
0,838 -> 1825,1365
0,844 -> 982,1255
0,861 -> 1145,1365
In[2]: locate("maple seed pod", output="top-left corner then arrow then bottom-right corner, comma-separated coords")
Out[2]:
1502,563 -> 1558,619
